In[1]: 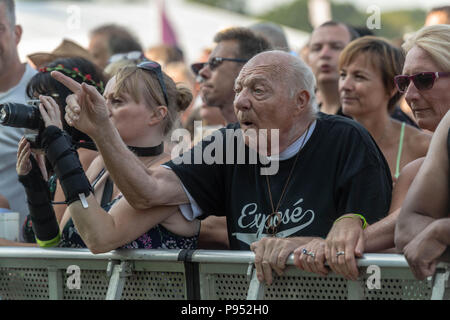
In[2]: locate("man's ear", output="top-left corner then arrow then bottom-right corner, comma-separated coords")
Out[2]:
148,106 -> 168,126
14,25 -> 22,45
294,89 -> 310,113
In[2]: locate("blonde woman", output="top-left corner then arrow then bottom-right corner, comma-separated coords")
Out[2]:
17,61 -> 200,252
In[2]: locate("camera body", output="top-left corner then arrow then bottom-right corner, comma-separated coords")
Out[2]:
0,100 -> 45,148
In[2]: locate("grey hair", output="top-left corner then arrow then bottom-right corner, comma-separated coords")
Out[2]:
286,54 -> 318,116
0,0 -> 16,28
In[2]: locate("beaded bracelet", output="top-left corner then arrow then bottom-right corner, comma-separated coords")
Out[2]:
334,213 -> 368,229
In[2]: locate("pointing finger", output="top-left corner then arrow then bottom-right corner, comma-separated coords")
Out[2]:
51,71 -> 82,93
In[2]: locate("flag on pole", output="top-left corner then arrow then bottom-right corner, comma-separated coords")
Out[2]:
159,0 -> 178,46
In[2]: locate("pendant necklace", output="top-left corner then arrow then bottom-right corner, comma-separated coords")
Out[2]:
265,123 -> 312,237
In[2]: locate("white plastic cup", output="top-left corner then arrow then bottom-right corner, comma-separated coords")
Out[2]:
0,211 -> 20,241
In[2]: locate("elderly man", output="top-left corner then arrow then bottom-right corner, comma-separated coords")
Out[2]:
53,50 -> 392,283
191,27 -> 271,247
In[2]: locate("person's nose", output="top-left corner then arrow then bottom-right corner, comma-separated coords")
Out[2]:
199,63 -> 211,80
234,88 -> 251,112
319,44 -> 332,59
339,74 -> 353,93
404,80 -> 420,105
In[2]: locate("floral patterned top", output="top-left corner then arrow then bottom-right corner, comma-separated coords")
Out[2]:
59,170 -> 198,250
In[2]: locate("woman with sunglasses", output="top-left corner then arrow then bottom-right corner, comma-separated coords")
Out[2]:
395,24 -> 450,256
296,25 -> 450,280
16,61 -> 200,252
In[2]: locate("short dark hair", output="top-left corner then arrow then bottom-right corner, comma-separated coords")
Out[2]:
26,57 -> 106,143
428,6 -> 450,23
0,0 -> 16,28
317,21 -> 360,42
90,24 -> 142,55
213,27 -> 272,60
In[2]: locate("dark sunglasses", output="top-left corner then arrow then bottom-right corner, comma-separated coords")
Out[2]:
190,57 -> 248,75
137,61 -> 169,106
394,72 -> 450,93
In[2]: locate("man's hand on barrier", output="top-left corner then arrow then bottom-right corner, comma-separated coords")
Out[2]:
294,238 -> 329,277
51,71 -> 111,139
325,216 -> 365,280
403,219 -> 447,280
250,237 -> 307,285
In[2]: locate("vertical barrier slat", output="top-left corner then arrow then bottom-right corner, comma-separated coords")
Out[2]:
347,279 -> 365,300
105,261 -> 132,300
48,266 -> 63,300
246,266 -> 265,300
431,270 -> 449,300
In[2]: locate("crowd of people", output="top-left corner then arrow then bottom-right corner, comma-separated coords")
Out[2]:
0,0 -> 449,285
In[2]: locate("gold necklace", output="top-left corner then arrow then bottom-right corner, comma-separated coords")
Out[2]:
265,123 -> 312,236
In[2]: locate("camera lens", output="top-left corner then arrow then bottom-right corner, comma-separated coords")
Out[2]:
0,102 -> 43,130
0,105 -> 7,122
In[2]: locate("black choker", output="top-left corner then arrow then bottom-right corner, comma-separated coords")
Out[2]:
127,142 -> 164,157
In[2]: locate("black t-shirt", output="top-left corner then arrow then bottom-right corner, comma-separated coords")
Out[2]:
166,113 -> 392,250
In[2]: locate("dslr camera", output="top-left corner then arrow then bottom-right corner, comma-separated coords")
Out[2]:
0,100 -> 45,148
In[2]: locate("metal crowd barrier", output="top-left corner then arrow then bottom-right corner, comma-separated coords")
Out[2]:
0,247 -> 448,300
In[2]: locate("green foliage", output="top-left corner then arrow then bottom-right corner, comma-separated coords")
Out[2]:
185,0 -> 247,14
253,0 -> 427,40
256,0 -> 313,32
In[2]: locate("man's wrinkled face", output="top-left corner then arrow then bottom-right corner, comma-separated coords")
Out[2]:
198,40 -> 244,109
233,54 -> 301,152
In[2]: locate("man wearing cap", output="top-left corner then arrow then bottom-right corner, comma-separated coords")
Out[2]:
0,0 -> 37,243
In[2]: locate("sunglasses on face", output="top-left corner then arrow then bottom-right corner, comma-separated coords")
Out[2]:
190,57 -> 248,75
394,72 -> 450,93
137,61 -> 169,106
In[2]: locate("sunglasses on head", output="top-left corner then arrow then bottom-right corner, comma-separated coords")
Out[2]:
394,72 -> 450,93
190,57 -> 248,75
137,61 -> 169,106
108,51 -> 146,64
